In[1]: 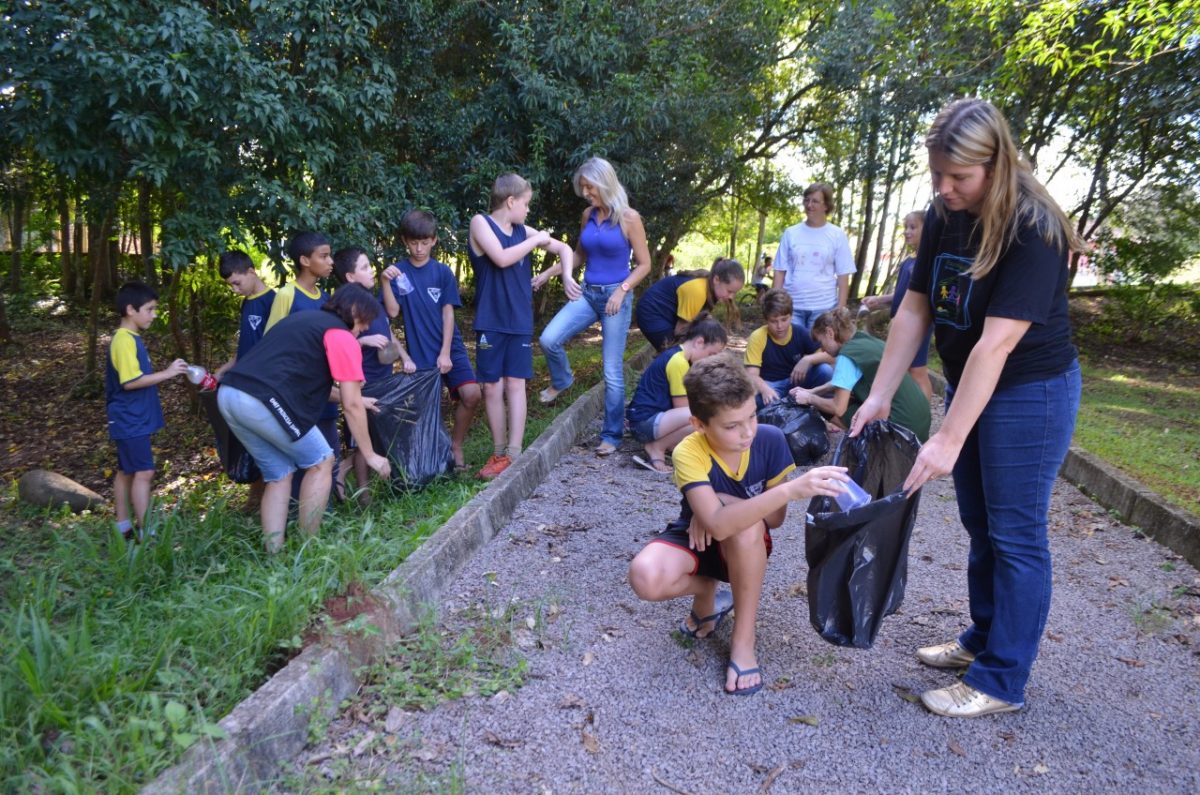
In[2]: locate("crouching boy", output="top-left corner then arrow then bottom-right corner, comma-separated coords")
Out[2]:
627,353 -> 849,695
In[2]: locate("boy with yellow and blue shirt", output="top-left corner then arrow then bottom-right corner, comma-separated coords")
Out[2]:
106,281 -> 189,540
627,353 -> 848,695
744,288 -> 833,406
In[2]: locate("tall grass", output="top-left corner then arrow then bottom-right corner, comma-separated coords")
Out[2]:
0,343 -> 624,793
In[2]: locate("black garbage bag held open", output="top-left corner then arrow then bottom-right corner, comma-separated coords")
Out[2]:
805,420 -> 923,648
200,388 -> 261,484
362,369 -> 453,491
756,397 -> 830,466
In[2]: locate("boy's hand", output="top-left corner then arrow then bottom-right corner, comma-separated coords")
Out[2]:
531,272 -> 549,292
790,358 -> 811,385
789,386 -> 812,405
529,230 -> 552,248
686,516 -> 713,553
788,465 -> 850,500
436,353 -> 452,374
381,265 -> 401,281
758,382 -> 779,405
359,334 -> 388,349
401,357 -> 417,374
364,452 -> 391,479
166,359 -> 189,378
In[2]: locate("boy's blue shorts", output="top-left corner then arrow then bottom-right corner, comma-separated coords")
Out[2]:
475,331 -> 533,382
443,346 -> 478,398
115,435 -> 155,474
647,520 -> 773,583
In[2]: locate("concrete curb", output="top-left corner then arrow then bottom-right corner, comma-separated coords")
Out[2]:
1060,446 -> 1200,569
143,345 -> 656,795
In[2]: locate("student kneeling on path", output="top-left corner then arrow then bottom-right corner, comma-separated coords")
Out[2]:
627,354 -> 849,695
217,285 -> 391,552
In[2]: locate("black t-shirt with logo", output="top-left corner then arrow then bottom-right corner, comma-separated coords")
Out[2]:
909,207 -> 1076,389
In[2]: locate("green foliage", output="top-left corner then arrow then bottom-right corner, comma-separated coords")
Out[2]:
1093,185 -> 1200,285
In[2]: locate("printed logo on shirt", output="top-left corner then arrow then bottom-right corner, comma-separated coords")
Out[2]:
426,287 -> 442,303
746,480 -> 765,497
930,253 -> 974,330
247,314 -> 263,331
478,333 -> 491,349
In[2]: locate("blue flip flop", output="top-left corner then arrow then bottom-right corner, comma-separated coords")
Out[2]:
679,589 -> 734,639
726,660 -> 764,696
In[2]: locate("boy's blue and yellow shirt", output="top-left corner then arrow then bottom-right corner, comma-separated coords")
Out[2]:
105,328 -> 164,440
666,424 -> 794,532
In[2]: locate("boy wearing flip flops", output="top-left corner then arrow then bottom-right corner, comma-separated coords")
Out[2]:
627,354 -> 849,695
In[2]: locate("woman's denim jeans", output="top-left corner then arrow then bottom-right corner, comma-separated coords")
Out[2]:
539,282 -> 632,446
946,361 -> 1082,704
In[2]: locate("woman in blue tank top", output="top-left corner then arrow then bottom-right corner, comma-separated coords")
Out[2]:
535,157 -> 653,456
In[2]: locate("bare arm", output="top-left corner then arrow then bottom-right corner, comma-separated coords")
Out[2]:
684,467 -> 849,542
340,380 -> 391,478
848,290 -> 932,435
791,385 -> 850,418
380,268 -> 401,318
837,273 -> 850,308
124,358 -> 188,389
469,214 -> 549,268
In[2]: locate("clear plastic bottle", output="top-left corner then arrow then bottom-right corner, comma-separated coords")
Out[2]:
834,478 -> 871,512
185,364 -> 218,392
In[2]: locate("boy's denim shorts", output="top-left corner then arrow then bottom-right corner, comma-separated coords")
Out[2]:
217,385 -> 333,482
115,435 -> 154,474
628,412 -> 663,444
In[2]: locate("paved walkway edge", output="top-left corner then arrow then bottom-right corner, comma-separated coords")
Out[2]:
143,345 -> 656,795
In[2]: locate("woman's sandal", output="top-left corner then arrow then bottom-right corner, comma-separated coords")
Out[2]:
679,590 -> 734,639
725,660 -> 764,696
595,441 -> 618,456
632,455 -> 671,474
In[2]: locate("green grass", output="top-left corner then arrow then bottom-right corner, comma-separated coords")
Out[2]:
0,342 -> 630,793
1073,362 -> 1200,517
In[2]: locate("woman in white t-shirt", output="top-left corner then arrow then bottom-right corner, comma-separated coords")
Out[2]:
771,183 -> 856,330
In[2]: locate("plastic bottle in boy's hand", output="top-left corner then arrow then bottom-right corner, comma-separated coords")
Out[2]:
186,364 -> 218,392
834,478 -> 871,512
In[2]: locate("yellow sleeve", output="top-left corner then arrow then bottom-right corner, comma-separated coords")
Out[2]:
743,326 -> 768,368
110,330 -> 144,385
665,351 -> 690,397
672,433 -> 712,490
766,464 -> 796,490
265,284 -> 294,332
675,277 -> 709,321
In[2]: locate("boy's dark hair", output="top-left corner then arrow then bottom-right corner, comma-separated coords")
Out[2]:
684,353 -> 754,423
762,288 -> 793,319
286,231 -> 330,272
332,246 -> 369,285
218,250 -> 254,279
678,312 -> 728,346
114,280 -> 158,316
323,283 -> 380,328
400,209 -> 438,240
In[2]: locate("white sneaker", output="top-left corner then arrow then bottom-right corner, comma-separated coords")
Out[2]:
920,682 -> 1020,718
916,640 -> 976,668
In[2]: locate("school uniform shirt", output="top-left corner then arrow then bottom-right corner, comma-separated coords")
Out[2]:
389,258 -> 468,369
743,323 -> 821,382
358,291 -> 394,384
236,288 -> 276,361
264,281 -> 328,333
665,424 -> 795,533
468,217 -> 533,335
626,346 -> 689,423
105,328 -> 164,439
635,275 -> 708,333
910,207 -> 1075,389
774,221 -> 856,311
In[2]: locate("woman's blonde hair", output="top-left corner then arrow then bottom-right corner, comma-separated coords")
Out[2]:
573,157 -> 632,238
925,98 -> 1081,279
490,173 -> 531,211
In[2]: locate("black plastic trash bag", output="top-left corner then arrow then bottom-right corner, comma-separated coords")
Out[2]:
362,369 -> 452,490
756,397 -> 830,466
200,388 -> 261,484
805,420 -> 923,648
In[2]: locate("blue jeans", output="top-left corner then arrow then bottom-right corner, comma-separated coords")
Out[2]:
539,282 -> 632,447
947,362 -> 1081,705
755,367 -> 834,408
792,306 -> 835,332
217,385 -> 333,483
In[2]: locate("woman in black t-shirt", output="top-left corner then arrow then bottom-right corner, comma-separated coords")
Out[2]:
850,98 -> 1083,719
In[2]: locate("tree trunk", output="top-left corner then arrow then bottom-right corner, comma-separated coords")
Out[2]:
108,233 -> 120,290
73,190 -> 86,302
84,209 -> 115,384
728,194 -> 740,260
166,267 -> 189,361
753,209 -> 766,276
58,187 -> 74,297
9,192 -> 26,293
0,284 -> 11,347
139,181 -> 155,285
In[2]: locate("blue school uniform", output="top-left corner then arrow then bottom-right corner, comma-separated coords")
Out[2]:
105,328 -> 164,439
389,258 -> 469,368
744,323 -> 821,382
468,217 -> 533,335
359,292 -> 394,383
626,346 -> 688,423
236,288 -> 276,361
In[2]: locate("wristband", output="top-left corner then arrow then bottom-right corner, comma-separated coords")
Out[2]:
620,282 -> 631,292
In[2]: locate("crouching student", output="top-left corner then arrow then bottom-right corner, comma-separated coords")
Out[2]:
744,288 -> 834,406
218,285 -> 391,552
627,354 -> 849,695
625,315 -> 728,474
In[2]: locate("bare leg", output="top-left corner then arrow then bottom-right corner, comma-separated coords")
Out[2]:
504,377 -> 527,456
909,366 -> 934,401
352,450 -> 371,507
628,542 -> 720,630
130,470 -> 155,529
297,455 -> 334,536
113,471 -> 132,526
260,474 -> 293,552
643,407 -> 695,464
720,521 -> 769,693
481,381 -> 506,454
452,383 -> 482,467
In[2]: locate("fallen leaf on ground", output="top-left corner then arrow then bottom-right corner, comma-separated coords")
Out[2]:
787,581 -> 806,597
484,731 -> 523,749
1116,656 -> 1145,667
788,715 -> 819,727
892,684 -> 922,704
558,693 -> 586,709
1033,763 -> 1050,775
384,707 -> 410,733
582,651 -> 594,666
948,739 -> 966,757
352,731 -> 376,757
1045,631 -> 1064,641
582,730 -> 600,754
758,764 -> 786,794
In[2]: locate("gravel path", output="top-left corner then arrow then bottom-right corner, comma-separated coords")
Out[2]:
280,406 -> 1200,794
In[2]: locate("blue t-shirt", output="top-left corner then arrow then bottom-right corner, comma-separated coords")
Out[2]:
105,328 -> 165,440
236,288 -> 276,361
889,257 -> 916,318
358,291 -> 394,383
744,323 -> 821,382
468,216 -> 533,335
626,346 -> 689,423
635,274 -> 707,337
579,210 -> 633,285
389,258 -> 468,368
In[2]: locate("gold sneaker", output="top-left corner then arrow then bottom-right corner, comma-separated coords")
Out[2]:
920,682 -> 1020,718
916,640 -> 976,668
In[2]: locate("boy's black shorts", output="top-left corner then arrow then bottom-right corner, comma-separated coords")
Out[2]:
648,521 -> 773,582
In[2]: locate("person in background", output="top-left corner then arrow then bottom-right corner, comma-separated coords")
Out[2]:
850,97 -> 1083,718
635,258 -> 744,351
772,183 -> 856,329
744,288 -> 833,406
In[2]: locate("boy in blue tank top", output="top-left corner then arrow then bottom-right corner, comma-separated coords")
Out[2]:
105,281 -> 189,540
467,174 -> 574,480
382,209 -> 482,472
